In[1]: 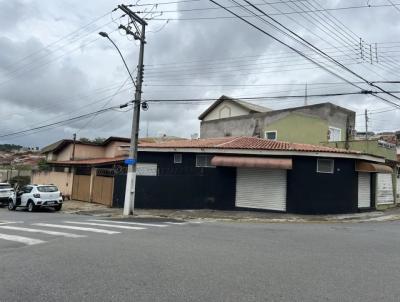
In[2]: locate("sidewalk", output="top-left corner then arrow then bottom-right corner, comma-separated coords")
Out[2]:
61,200 -> 400,223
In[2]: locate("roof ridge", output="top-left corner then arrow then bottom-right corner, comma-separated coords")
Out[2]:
215,136 -> 243,147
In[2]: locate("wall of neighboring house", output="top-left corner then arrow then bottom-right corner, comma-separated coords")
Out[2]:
202,101 -> 251,121
0,169 -> 31,182
104,141 -> 129,158
322,140 -> 397,161
31,171 -> 73,196
263,113 -> 339,145
200,103 -> 355,142
56,144 -> 105,161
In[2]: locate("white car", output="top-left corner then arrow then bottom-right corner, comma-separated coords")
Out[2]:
8,184 -> 63,212
0,183 -> 14,207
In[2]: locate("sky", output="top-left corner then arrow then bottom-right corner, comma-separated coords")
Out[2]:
1,0 -> 400,148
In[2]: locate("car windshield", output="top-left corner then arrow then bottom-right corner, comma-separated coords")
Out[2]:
37,186 -> 58,192
0,184 -> 11,189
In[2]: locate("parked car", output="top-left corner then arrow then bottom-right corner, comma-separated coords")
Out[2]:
8,184 -> 63,212
0,183 -> 14,207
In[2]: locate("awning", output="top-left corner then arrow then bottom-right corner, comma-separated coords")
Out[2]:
355,161 -> 393,174
211,156 -> 292,170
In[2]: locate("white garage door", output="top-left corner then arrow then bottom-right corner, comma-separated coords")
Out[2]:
236,168 -> 286,211
358,172 -> 371,208
377,173 -> 394,204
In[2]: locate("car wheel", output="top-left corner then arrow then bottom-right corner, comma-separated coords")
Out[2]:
54,204 -> 62,211
27,201 -> 35,212
8,200 -> 16,211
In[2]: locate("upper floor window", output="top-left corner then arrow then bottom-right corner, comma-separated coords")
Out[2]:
174,154 -> 182,164
265,131 -> 277,141
317,159 -> 334,174
328,126 -> 341,142
196,155 -> 215,168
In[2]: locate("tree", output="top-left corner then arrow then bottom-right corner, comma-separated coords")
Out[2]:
37,159 -> 51,171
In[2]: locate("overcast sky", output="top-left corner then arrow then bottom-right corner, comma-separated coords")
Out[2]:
1,0 -> 400,147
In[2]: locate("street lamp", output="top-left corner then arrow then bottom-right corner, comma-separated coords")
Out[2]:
98,32 -> 136,87
99,31 -> 144,215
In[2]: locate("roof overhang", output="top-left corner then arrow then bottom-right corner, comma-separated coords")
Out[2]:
139,147 -> 385,163
355,161 -> 393,173
211,156 -> 292,169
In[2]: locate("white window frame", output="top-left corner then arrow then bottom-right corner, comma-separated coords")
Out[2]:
174,153 -> 182,164
317,159 -> 334,174
196,155 -> 215,168
265,130 -> 277,141
328,126 -> 342,142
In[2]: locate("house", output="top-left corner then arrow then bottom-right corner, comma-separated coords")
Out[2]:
33,136 -> 186,206
125,137 -> 392,214
33,137 -> 131,205
199,96 -> 356,145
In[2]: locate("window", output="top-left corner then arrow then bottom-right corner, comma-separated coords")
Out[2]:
265,131 -> 277,140
328,126 -> 342,142
196,155 -> 215,168
317,159 -> 334,174
37,186 -> 58,192
174,154 -> 182,164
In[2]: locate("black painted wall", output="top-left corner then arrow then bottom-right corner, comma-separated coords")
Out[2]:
113,152 -> 236,209
287,156 -> 358,214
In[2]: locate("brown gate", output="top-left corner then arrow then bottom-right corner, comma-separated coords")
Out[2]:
72,175 -> 91,202
92,176 -> 114,207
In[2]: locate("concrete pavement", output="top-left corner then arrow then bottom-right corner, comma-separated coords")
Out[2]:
61,199 -> 400,223
0,208 -> 400,301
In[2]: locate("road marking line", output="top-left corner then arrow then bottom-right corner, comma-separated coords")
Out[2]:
0,221 -> 24,225
33,223 -> 120,234
88,219 -> 168,228
63,221 -> 146,230
0,233 -> 44,245
0,226 -> 86,238
165,222 -> 188,225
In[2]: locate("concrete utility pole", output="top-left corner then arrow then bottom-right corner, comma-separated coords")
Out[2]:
365,109 -> 369,140
116,4 -> 147,215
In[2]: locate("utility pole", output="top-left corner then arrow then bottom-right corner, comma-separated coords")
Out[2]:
365,109 -> 369,140
116,4 -> 147,215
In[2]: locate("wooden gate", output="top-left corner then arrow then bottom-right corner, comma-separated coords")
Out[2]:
72,175 -> 91,202
92,176 -> 114,207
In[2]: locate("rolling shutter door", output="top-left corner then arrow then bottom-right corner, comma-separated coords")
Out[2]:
377,173 -> 394,204
358,172 -> 371,208
236,168 -> 286,211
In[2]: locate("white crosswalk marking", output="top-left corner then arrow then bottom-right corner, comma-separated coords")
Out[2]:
0,226 -> 86,238
33,223 -> 120,234
165,222 -> 188,225
88,219 -> 168,228
63,221 -> 146,230
0,233 -> 44,245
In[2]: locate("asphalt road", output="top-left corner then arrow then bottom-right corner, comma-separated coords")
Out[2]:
0,208 -> 399,302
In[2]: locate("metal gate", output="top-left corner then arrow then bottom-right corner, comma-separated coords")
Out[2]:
377,173 -> 394,204
236,168 -> 287,211
358,172 -> 371,208
92,176 -> 114,207
72,175 -> 91,202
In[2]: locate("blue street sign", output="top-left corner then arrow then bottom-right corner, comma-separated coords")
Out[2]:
124,158 -> 137,165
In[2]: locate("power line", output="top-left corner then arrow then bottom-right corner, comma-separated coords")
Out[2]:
211,0 -> 400,109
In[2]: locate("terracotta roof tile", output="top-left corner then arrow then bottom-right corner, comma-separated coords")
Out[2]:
139,136 -> 360,154
49,156 -> 126,165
